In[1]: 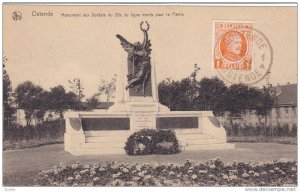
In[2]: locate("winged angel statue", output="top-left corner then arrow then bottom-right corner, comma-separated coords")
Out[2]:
116,21 -> 152,96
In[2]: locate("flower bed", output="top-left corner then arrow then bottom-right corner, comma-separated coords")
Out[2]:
36,158 -> 296,186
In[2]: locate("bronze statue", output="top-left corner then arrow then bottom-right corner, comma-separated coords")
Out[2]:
116,21 -> 152,97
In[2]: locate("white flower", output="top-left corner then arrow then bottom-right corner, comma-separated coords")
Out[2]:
254,172 -> 260,177
209,164 -> 216,169
274,167 -> 280,171
138,143 -> 145,150
144,175 -> 151,179
222,174 -> 229,180
248,170 -> 254,174
138,171 -> 145,177
75,175 -> 81,180
67,177 -> 74,181
93,177 -> 100,182
71,164 -> 78,169
90,170 -> 96,176
99,167 -> 105,172
291,167 -> 297,171
191,174 -> 197,180
112,174 -> 119,179
269,170 -> 275,173
136,165 -> 142,171
122,168 -> 129,173
84,164 -> 90,169
188,170 -> 193,174
169,171 -> 175,175
229,175 -> 237,180
242,173 -> 249,178
199,170 -> 208,174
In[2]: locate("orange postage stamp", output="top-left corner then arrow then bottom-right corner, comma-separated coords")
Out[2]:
214,21 -> 253,70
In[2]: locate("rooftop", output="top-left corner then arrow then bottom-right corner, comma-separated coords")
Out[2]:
269,83 -> 297,106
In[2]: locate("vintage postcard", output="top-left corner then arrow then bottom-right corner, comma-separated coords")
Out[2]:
2,3 -> 297,190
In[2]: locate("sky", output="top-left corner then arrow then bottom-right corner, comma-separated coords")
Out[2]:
3,5 -> 297,101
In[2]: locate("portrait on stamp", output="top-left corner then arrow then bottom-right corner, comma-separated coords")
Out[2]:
214,22 -> 253,71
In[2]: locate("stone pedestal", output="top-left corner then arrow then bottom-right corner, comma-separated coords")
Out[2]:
64,24 -> 234,156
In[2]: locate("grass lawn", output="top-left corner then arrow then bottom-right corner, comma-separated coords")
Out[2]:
3,137 -> 64,151
3,142 -> 297,186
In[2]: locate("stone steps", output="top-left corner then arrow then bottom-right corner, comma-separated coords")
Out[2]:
79,129 -> 230,155
81,142 -> 125,149
176,133 -> 214,140
85,136 -> 129,143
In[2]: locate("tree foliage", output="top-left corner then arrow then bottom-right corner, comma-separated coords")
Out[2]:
97,75 -> 116,103
14,81 -> 45,125
3,56 -> 15,119
68,78 -> 85,110
48,85 -> 77,117
86,94 -> 100,110
158,72 -> 274,121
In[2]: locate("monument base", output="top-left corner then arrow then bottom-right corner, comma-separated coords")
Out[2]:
64,109 -> 234,156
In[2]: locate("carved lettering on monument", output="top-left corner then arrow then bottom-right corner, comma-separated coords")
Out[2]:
133,112 -> 153,130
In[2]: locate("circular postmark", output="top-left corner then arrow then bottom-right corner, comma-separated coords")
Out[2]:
12,11 -> 22,21
216,28 -> 273,85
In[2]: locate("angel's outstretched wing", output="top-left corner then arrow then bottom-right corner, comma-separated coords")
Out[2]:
116,34 -> 134,54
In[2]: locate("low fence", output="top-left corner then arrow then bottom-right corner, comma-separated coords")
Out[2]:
217,117 -> 297,137
3,118 -> 65,142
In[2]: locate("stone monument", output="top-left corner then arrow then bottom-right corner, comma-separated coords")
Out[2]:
64,22 -> 234,155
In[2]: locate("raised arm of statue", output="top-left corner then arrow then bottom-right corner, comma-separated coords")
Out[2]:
140,21 -> 150,48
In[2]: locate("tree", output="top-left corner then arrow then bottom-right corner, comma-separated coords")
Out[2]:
193,77 -> 227,114
86,94 -> 100,110
255,86 -> 274,126
97,75 -> 116,104
68,78 -> 85,110
222,83 -> 261,121
3,56 -> 15,120
14,81 -> 45,126
158,78 -> 195,111
65,91 -> 78,110
48,85 -> 77,117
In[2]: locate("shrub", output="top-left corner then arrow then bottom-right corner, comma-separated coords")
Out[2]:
124,129 -> 180,156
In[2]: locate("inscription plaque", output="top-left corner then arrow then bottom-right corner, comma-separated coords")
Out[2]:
133,112 -> 153,130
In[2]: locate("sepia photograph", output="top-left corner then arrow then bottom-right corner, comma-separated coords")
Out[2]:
2,2 -> 298,190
